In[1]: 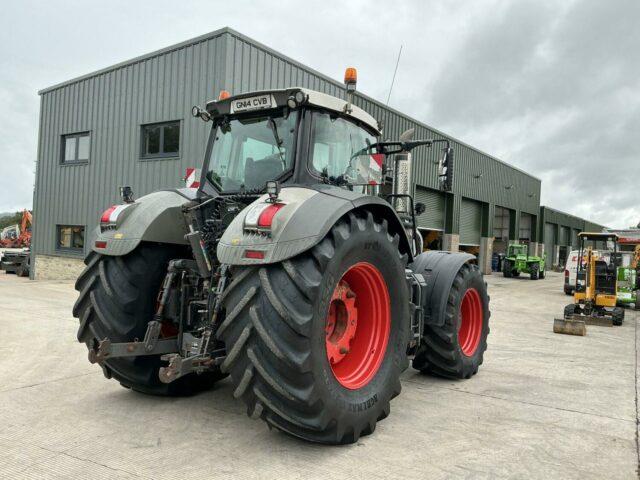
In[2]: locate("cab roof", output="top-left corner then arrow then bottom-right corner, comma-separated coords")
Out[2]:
205,87 -> 381,135
578,232 -> 618,239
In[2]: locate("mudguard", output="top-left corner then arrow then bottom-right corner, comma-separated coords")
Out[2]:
410,251 -> 476,327
92,190 -> 193,256
217,185 -> 412,265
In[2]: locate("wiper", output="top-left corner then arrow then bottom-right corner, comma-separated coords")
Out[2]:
267,118 -> 287,168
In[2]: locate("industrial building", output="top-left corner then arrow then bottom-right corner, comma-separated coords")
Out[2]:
31,27 -> 604,279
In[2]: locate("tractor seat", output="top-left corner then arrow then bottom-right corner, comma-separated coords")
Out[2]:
244,156 -> 284,190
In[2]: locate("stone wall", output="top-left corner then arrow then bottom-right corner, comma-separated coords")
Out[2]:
443,234 -> 460,253
34,254 -> 85,281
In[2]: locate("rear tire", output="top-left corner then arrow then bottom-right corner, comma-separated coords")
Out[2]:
73,245 -> 224,396
612,307 -> 624,326
539,269 -> 546,279
412,263 -> 490,379
217,211 -> 410,444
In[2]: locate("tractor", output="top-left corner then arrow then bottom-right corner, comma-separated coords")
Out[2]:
73,68 -> 490,444
502,242 -> 545,280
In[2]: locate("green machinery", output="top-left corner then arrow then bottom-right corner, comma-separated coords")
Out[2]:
502,243 -> 546,280
616,249 -> 639,309
616,267 -> 637,307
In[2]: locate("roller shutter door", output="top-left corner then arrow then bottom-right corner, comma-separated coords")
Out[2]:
414,187 -> 445,230
544,223 -> 557,258
519,213 -> 533,241
460,198 -> 482,246
559,226 -> 570,246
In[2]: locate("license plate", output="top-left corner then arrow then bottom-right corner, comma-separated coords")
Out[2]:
230,94 -> 275,113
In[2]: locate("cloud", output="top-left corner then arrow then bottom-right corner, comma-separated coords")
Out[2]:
0,0 -> 637,228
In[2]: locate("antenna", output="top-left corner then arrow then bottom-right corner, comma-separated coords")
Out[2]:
386,45 -> 403,105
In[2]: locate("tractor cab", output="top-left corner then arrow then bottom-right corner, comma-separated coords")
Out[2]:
506,243 -> 528,259
197,85 -> 384,198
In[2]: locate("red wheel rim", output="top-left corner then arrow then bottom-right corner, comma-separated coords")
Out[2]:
458,288 -> 483,356
325,262 -> 390,390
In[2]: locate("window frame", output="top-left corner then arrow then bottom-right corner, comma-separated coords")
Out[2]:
60,132 -> 91,165
140,120 -> 181,160
55,225 -> 85,253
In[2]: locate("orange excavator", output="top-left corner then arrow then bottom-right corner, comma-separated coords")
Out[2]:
0,210 -> 32,277
0,210 -> 32,248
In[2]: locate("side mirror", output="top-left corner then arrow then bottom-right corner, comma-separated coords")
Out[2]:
414,202 -> 426,216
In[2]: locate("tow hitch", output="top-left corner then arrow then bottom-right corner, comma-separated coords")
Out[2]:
87,263 -> 230,384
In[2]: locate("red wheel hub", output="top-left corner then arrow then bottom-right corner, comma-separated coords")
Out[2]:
458,288 -> 483,356
325,262 -> 390,390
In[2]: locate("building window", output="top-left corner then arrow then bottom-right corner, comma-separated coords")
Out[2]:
56,225 -> 85,251
61,132 -> 90,164
141,121 -> 180,158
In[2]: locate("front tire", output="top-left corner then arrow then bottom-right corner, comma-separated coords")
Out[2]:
503,260 -> 512,278
73,245 -> 224,396
530,264 -> 539,280
217,211 -> 410,444
412,263 -> 490,379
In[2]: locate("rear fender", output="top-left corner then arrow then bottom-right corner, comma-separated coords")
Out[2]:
410,251 -> 476,327
92,190 -> 191,256
216,185 -> 412,265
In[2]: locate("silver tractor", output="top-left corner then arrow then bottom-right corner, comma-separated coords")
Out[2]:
73,68 -> 490,444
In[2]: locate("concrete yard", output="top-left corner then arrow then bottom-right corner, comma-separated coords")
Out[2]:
0,270 -> 637,479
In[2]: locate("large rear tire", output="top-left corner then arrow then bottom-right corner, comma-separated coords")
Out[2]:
412,263 -> 490,379
73,245 -> 224,396
217,211 -> 410,444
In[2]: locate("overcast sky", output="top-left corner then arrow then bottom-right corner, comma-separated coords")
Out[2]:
0,0 -> 638,228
